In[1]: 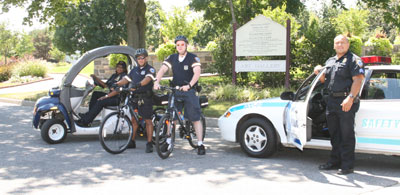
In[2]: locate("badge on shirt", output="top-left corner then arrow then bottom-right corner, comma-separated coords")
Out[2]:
184,65 -> 189,70
150,68 -> 155,73
343,57 -> 347,63
195,57 -> 201,63
141,70 -> 145,75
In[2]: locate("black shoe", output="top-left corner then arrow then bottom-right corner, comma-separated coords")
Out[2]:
197,144 -> 206,155
146,142 -> 153,153
318,163 -> 340,170
78,113 -> 86,119
337,169 -> 354,175
75,119 -> 89,127
127,140 -> 136,149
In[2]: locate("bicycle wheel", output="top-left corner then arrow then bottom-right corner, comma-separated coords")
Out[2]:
151,108 -> 166,144
99,112 -> 133,154
155,113 -> 175,159
187,114 -> 206,149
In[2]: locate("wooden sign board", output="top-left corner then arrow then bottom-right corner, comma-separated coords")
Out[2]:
236,15 -> 286,56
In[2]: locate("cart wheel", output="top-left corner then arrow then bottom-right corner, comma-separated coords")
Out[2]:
40,118 -> 67,144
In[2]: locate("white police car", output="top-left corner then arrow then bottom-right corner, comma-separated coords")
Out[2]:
219,63 -> 400,158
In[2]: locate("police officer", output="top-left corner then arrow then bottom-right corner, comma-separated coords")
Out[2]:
76,61 -> 127,127
314,35 -> 365,175
153,35 -> 205,155
112,48 -> 156,153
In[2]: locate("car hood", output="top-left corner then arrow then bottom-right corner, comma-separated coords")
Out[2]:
227,97 -> 290,114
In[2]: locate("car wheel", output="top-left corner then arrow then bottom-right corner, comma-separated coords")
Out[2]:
40,118 -> 67,144
239,118 -> 276,158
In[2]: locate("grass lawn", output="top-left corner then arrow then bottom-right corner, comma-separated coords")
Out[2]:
0,91 -> 48,101
203,99 -> 239,118
48,61 -> 94,76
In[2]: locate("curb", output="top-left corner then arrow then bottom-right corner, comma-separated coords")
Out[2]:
0,77 -> 53,89
0,97 -> 36,107
0,98 -> 219,127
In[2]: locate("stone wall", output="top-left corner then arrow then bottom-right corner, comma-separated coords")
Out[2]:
93,51 -> 214,79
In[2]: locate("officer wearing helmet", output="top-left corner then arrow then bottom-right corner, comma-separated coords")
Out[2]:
112,48 -> 156,153
154,35 -> 206,155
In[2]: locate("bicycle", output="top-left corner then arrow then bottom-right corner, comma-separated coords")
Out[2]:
154,86 -> 207,159
99,88 -> 163,154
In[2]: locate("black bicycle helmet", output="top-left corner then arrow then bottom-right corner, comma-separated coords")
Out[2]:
135,48 -> 148,58
174,35 -> 188,44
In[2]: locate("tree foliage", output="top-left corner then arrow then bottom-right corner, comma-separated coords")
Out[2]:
0,23 -> 17,64
31,29 -> 52,60
53,0 -> 126,54
334,8 -> 369,37
1,0 -> 146,48
159,6 -> 200,44
145,0 -> 163,51
189,0 -> 304,34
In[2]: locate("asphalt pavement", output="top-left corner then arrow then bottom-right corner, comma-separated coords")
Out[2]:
0,101 -> 399,194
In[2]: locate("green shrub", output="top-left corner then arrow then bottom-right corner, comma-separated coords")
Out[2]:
49,47 -> 66,62
56,61 -> 70,67
209,83 -> 287,102
349,36 -> 362,56
12,60 -> 48,78
365,37 -> 393,57
0,64 -> 13,82
108,54 -> 128,68
155,41 -> 176,61
204,41 -> 217,51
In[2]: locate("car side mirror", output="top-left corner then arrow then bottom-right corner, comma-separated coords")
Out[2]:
280,91 -> 295,100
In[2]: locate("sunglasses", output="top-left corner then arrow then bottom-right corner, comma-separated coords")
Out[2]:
137,57 -> 146,60
176,43 -> 186,47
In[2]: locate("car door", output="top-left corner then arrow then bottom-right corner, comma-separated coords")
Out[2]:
285,71 -> 323,150
356,68 -> 400,154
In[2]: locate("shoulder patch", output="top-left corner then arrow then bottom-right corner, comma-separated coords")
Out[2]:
150,68 -> 155,73
195,57 -> 201,63
357,60 -> 364,68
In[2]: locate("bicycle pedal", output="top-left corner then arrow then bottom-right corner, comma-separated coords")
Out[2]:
140,133 -> 144,136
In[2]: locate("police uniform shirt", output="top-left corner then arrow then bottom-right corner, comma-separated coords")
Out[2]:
127,64 -> 156,93
105,73 -> 127,89
324,51 -> 365,93
162,52 -> 201,86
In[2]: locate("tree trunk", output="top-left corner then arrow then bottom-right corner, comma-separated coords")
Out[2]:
125,0 -> 146,49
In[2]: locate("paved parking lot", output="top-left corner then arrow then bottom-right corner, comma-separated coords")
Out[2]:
0,102 -> 399,194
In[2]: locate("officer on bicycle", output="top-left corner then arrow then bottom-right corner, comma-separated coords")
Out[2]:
112,48 -> 156,153
154,35 -> 206,155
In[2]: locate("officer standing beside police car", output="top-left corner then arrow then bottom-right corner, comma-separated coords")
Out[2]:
109,48 -> 156,153
314,35 -> 365,175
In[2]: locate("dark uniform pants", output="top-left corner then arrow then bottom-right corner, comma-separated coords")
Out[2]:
326,96 -> 359,170
82,96 -> 119,124
132,97 -> 153,120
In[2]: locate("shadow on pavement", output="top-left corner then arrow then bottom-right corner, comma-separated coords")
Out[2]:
0,104 -> 399,194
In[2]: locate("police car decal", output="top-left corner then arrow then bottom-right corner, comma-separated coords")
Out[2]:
228,100 -> 288,113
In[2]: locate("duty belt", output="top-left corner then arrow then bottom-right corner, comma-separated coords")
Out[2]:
330,91 -> 349,97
